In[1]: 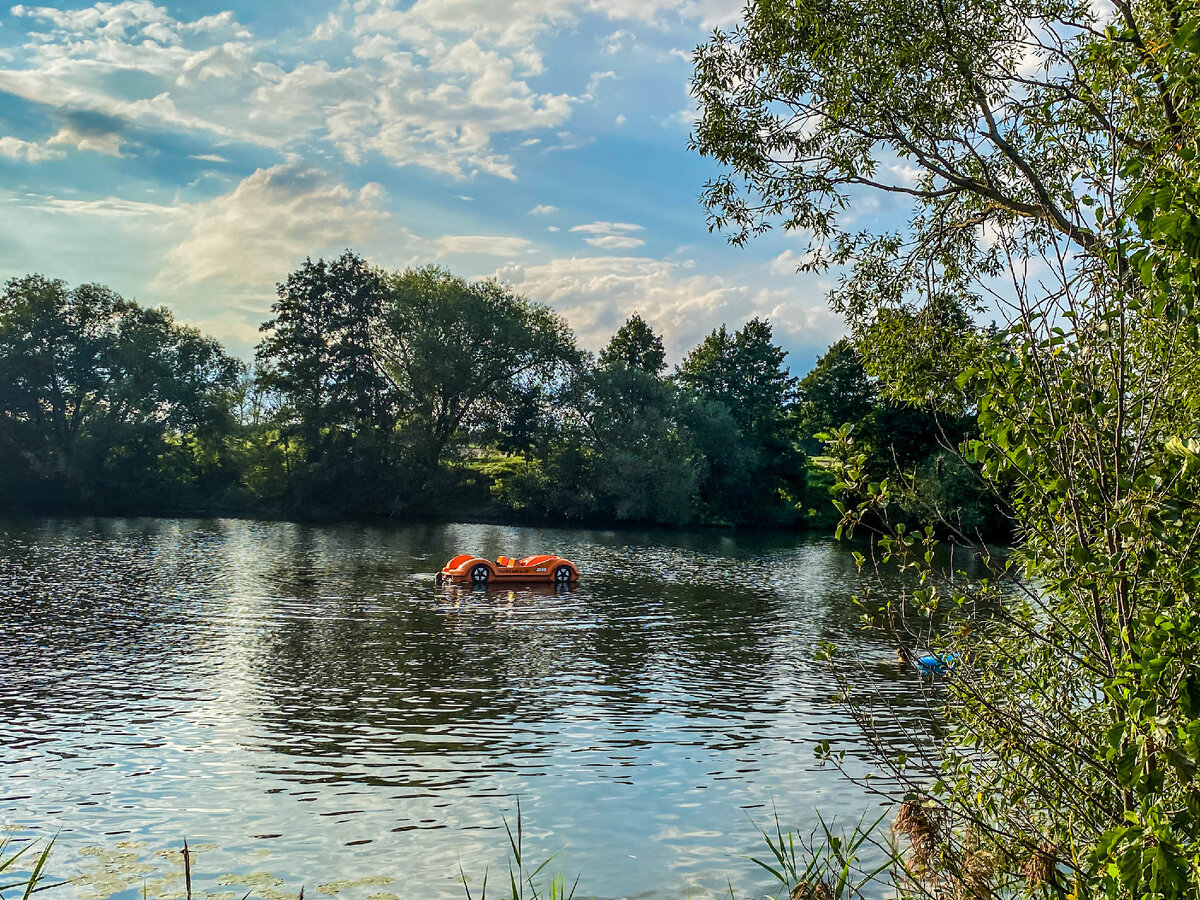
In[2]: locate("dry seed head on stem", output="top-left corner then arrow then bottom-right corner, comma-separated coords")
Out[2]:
789,879 -> 834,900
955,845 -> 998,900
894,800 -> 941,868
1022,839 -> 1060,889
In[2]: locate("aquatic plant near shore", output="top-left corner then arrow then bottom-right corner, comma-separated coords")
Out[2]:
750,808 -> 890,900
0,834 -> 56,900
459,801 -> 579,900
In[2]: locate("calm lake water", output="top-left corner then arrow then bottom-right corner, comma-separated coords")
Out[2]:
0,517 -> 941,900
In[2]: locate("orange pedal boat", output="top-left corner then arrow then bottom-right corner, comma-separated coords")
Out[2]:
436,554 -> 579,586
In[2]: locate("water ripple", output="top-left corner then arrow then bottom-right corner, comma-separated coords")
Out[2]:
0,517 -> 942,900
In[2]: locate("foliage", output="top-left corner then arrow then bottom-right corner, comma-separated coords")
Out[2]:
251,259 -> 581,517
692,0 -> 1200,894
492,318 -> 816,527
484,362 -> 704,525
751,808 -> 891,900
896,451 -> 999,538
379,266 -> 580,466
677,317 -> 796,442
0,274 -> 243,510
675,317 -> 809,523
459,801 -> 579,900
802,460 -> 842,531
254,250 -> 397,513
0,260 -> 978,530
795,341 -> 1001,537
679,396 -> 760,522
574,363 -> 704,524
257,251 -> 394,447
794,340 -> 876,455
0,258 -> 954,529
598,313 -> 667,376
489,441 -> 598,521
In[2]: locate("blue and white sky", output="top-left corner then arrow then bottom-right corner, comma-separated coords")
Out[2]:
0,0 -> 861,369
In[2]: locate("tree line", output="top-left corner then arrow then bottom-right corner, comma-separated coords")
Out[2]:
0,256 -> 1000,531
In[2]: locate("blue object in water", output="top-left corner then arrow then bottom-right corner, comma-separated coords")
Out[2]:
914,652 -> 957,675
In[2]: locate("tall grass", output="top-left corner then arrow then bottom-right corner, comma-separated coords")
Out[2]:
0,835 -> 56,900
459,801 -> 579,900
751,808 -> 892,900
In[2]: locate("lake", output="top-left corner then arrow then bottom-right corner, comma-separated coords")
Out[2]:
0,517 -> 940,900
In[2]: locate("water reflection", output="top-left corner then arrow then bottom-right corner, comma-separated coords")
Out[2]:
0,517 -> 945,900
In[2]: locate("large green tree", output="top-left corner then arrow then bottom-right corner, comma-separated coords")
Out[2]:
0,274 -> 242,509
694,0 -> 1200,895
573,364 -> 703,524
677,317 -> 796,440
598,313 -> 667,376
255,251 -> 396,510
677,317 -> 805,521
797,339 -> 999,536
379,266 -> 579,467
794,339 -> 877,454
495,319 -> 766,526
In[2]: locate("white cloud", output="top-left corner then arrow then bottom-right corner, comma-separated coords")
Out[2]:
662,98 -> 700,129
0,2 -> 261,147
494,256 -> 722,354
493,255 -> 844,361
571,219 -> 648,247
0,0 -> 577,181
189,153 -> 229,162
570,220 -> 643,234
528,204 -> 557,215
569,220 -> 645,247
183,10 -> 250,36
888,162 -> 921,186
770,247 -> 820,274
0,135 -> 65,161
36,196 -> 184,217
176,41 -> 255,87
434,234 -> 532,256
0,72 -> 260,146
309,12 -> 342,41
47,124 -> 126,156
584,69 -> 616,99
0,0 -> 748,185
188,311 -> 264,350
161,162 -> 388,286
601,29 -> 634,54
323,35 -> 574,178
543,133 -> 595,154
583,234 -> 645,249
677,0 -> 746,27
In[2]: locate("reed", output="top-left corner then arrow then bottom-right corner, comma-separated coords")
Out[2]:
460,800 -> 579,900
0,835 -> 56,900
750,807 -> 891,900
